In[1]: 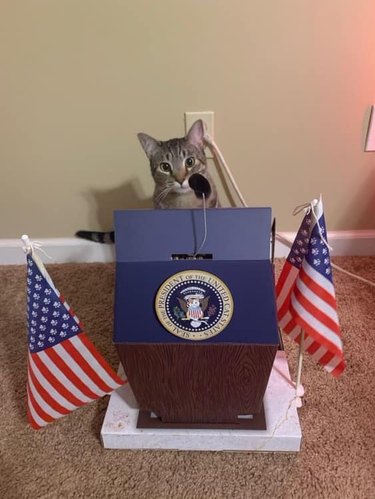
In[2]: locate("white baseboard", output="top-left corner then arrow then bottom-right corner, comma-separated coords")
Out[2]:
1,231 -> 374,265
0,238 -> 115,265
275,230 -> 375,258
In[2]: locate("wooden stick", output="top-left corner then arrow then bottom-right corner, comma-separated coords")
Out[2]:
295,328 -> 305,407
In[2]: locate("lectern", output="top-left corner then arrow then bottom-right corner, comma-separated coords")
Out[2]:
114,208 -> 280,430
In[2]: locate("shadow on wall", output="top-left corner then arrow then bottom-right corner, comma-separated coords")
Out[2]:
84,177 -> 153,230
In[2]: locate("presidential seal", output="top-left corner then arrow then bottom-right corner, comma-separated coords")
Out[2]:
155,270 -> 234,340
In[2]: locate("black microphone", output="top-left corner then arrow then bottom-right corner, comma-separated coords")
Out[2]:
188,173 -> 211,199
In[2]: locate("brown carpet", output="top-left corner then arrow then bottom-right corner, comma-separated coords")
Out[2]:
1,257 -> 374,498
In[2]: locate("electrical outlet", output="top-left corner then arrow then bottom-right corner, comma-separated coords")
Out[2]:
184,111 -> 214,158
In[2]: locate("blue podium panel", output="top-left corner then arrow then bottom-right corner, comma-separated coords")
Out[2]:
114,260 -> 279,346
114,208 -> 278,347
114,208 -> 272,262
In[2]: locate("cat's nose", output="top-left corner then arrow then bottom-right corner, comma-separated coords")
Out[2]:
174,177 -> 186,187
173,175 -> 185,185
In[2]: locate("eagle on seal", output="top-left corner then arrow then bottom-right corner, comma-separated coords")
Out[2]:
177,294 -> 210,322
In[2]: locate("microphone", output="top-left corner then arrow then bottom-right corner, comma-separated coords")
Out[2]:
188,174 -> 211,199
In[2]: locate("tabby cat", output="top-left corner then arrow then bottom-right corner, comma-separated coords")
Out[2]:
76,119 -> 219,243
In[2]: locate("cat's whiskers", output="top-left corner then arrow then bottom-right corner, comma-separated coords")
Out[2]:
154,185 -> 172,205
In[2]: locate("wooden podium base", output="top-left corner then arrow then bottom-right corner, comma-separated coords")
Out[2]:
101,351 -> 302,452
137,404 -> 266,430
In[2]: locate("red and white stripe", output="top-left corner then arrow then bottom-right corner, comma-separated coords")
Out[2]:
276,261 -> 300,338
276,257 -> 345,377
290,260 -> 345,377
27,332 -> 126,429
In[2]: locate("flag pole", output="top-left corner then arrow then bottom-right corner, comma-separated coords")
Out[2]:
295,328 -> 305,408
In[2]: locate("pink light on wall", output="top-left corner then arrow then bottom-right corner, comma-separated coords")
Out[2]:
365,106 -> 375,151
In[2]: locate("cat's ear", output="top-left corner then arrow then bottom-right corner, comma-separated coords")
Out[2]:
137,133 -> 160,159
186,119 -> 205,147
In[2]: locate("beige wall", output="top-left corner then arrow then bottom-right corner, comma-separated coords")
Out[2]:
1,0 -> 375,237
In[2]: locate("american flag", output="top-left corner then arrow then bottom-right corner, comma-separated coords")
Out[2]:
26,253 -> 125,429
276,198 -> 345,377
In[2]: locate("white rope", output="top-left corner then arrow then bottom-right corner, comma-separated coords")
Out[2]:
331,262 -> 375,288
204,133 -> 247,208
293,197 -> 334,252
21,235 -> 57,291
203,135 -> 375,289
22,238 -> 53,260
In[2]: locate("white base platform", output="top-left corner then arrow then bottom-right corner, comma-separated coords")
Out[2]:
101,351 -> 302,452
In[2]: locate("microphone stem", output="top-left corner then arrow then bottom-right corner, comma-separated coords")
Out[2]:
194,193 -> 207,257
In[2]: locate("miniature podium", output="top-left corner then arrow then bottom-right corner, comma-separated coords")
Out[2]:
113,207 -> 280,430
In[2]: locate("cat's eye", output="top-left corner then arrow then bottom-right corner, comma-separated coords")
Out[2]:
159,162 -> 171,173
185,157 -> 195,168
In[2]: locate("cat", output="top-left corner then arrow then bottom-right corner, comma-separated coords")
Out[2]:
76,119 -> 219,243
138,119 -> 219,210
